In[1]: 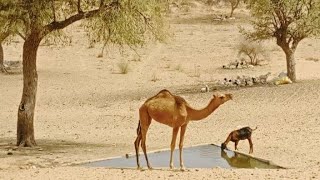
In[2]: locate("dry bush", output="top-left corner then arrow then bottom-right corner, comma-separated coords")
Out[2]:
151,73 -> 160,82
237,40 -> 268,65
305,57 -> 319,62
117,61 -> 130,74
174,63 -> 183,72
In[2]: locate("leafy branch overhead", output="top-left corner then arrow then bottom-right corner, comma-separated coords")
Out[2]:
0,0 -> 169,147
82,0 -> 168,48
0,0 -> 168,46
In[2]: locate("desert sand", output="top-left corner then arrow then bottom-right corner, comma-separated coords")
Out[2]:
1,2 -> 320,180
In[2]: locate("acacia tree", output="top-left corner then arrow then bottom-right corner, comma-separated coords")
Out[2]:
0,33 -> 8,73
0,5 -> 12,73
242,0 -> 320,82
228,0 -> 241,17
0,23 -> 25,73
0,0 -> 167,147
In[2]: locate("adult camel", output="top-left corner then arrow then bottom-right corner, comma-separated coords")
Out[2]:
134,89 -> 233,170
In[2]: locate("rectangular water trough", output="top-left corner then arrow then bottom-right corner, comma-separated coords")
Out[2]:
81,144 -> 285,169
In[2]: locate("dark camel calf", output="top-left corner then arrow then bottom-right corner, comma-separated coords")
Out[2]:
221,126 -> 257,154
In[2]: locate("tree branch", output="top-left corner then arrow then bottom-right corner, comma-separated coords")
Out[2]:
43,9 -> 100,37
17,31 -> 26,40
52,0 -> 56,22
100,0 -> 105,8
77,0 -> 82,13
42,1 -> 120,38
0,32 -> 10,42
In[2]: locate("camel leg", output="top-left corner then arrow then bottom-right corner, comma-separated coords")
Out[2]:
141,127 -> 151,169
134,131 -> 142,169
139,107 -> 152,169
169,127 -> 179,169
248,137 -> 253,154
235,140 -> 239,151
179,124 -> 187,171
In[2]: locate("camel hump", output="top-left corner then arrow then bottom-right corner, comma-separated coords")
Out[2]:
157,89 -> 172,95
154,89 -> 174,98
144,89 -> 174,103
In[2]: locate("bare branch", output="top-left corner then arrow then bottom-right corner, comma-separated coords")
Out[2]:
52,0 -> 56,22
77,0 -> 82,13
43,1 -> 120,38
17,31 -> 26,40
100,0 -> 105,8
44,9 -> 99,35
0,32 -> 10,42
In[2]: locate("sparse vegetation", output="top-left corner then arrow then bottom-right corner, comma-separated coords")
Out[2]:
306,57 -> 319,62
117,61 -> 130,74
174,63 -> 183,72
237,39 -> 267,66
228,0 -> 241,17
189,64 -> 201,77
164,63 -> 171,69
131,54 -> 141,62
151,73 -> 160,82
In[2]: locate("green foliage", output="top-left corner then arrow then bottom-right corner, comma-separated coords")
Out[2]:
242,0 -> 320,82
83,0 -> 168,49
0,0 -> 168,47
242,0 -> 320,42
42,30 -> 72,46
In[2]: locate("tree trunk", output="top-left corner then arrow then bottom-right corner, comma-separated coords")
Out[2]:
17,34 -> 41,147
284,49 -> 296,82
230,7 -> 235,17
0,33 -> 9,73
230,0 -> 240,17
0,42 -> 8,73
0,43 -> 5,72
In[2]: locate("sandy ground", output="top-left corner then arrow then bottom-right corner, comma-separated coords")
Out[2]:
1,2 -> 320,180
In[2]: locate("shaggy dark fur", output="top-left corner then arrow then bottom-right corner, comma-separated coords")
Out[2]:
221,126 -> 257,154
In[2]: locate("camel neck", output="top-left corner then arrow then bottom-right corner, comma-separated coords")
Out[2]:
187,98 -> 221,121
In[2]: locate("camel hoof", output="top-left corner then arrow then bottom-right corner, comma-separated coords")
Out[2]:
180,166 -> 186,171
148,166 -> 153,170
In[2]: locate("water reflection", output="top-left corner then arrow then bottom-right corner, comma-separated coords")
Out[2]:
220,149 -> 279,169
221,149 -> 253,168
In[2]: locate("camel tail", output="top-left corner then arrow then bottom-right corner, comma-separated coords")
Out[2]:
136,121 -> 141,135
252,126 -> 258,131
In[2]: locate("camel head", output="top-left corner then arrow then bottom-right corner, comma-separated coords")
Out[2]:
212,93 -> 233,104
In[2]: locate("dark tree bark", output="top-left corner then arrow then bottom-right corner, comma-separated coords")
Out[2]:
0,34 -> 9,73
276,27 -> 298,82
284,49 -> 296,82
17,33 -> 41,147
0,43 -> 4,72
230,0 -> 240,17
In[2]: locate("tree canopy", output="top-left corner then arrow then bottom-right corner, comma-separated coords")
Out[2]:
0,0 -> 168,147
242,0 -> 320,81
0,0 -> 168,46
